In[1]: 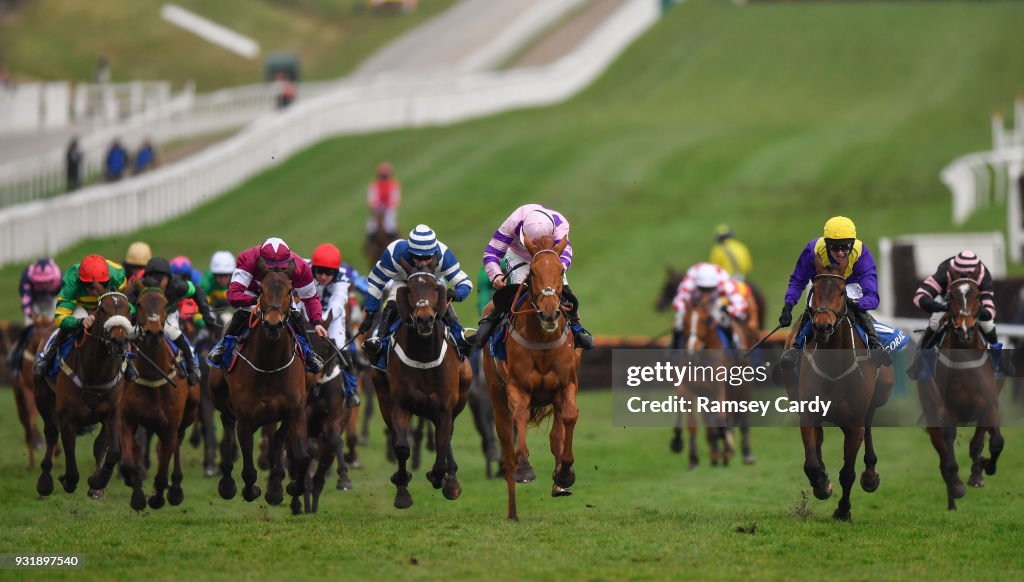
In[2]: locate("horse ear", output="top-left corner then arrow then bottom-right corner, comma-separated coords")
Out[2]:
554,237 -> 568,257
524,233 -> 539,257
323,309 -> 334,328
398,257 -> 415,274
256,257 -> 268,275
812,253 -> 825,274
428,254 -> 439,271
285,259 -> 296,278
159,276 -> 169,290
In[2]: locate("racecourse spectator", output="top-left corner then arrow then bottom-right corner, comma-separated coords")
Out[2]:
65,137 -> 82,191
104,138 -> 128,182
134,139 -> 157,174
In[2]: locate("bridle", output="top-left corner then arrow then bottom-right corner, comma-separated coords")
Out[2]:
511,249 -> 569,322
810,273 -> 849,341
80,291 -> 133,354
405,272 -> 444,334
945,277 -> 981,341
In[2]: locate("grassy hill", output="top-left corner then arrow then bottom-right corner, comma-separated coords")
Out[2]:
0,0 -> 456,90
1,0 -> 1023,335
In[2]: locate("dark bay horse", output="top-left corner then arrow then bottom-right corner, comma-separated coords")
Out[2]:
372,263 -> 471,509
120,282 -> 199,511
670,290 -> 739,468
210,267 -> 311,514
916,277 -> 1004,510
35,292 -> 133,499
483,235 -> 581,521
792,255 -> 893,521
16,310 -> 53,469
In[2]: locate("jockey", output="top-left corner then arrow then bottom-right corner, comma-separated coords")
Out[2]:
206,237 -> 327,373
709,224 -> 753,282
309,243 -> 360,407
474,204 -> 594,350
906,250 -> 1014,378
359,224 -> 473,358
124,241 -> 152,280
170,255 -> 203,287
34,254 -> 135,379
671,262 -> 748,350
201,250 -> 236,310
7,258 -> 62,372
130,257 -> 219,385
778,216 -> 892,370
366,161 -> 401,241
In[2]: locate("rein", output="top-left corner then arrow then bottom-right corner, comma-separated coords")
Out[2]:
804,273 -> 868,382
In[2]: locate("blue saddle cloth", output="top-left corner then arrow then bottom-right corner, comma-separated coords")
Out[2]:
798,319 -> 909,353
370,319 -> 403,372
42,336 -> 76,378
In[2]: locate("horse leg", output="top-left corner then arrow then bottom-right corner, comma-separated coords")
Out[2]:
333,424 -> 352,491
200,381 -> 218,477
687,414 -> 699,470
265,421 -> 287,506
670,408 -> 684,454
469,387 -> 499,479
411,416 -> 424,471
740,411 -> 755,465
833,426 -> 864,522
343,408 -> 361,470
120,419 -> 147,511
491,383 -> 519,521
926,426 -> 962,510
168,432 -> 185,506
285,408 -> 311,516
35,388 -> 59,496
237,420 -> 261,502
986,425 -> 1004,476
390,407 -> 414,509
90,408 -> 122,496
551,389 -> 578,496
860,406 -> 881,493
58,418 -> 79,494
14,382 -> 37,469
258,424 -> 274,471
432,411 -> 461,501
967,426 -> 987,488
359,375 -> 375,443
426,416 -> 448,490
800,425 -> 831,500
217,412 -> 238,499
148,429 -> 175,509
509,391 -> 535,484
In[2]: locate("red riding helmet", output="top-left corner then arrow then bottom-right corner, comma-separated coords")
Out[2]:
311,244 -> 342,271
259,237 -> 291,264
79,255 -> 110,283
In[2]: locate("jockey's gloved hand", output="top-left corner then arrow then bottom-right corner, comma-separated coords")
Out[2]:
446,288 -> 458,303
845,297 -> 861,311
358,314 -> 375,334
779,303 -> 794,327
919,296 -> 947,313
979,308 -> 994,322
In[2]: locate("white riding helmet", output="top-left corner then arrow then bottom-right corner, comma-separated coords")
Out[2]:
694,264 -> 720,289
209,250 -> 236,275
520,209 -> 556,246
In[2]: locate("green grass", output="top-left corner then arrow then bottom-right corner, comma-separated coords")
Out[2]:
0,0 -> 456,90
2,0 -> 1024,332
0,387 -> 1021,579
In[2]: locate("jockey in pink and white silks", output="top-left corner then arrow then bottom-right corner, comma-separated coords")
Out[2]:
474,204 -> 593,350
206,237 -> 327,373
671,263 -> 748,350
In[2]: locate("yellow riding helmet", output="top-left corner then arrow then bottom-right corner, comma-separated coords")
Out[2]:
823,216 -> 856,240
125,241 -> 152,265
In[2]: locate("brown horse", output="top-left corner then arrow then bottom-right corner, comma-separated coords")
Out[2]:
35,291 -> 133,499
916,277 -> 1005,510
656,267 -> 768,331
484,235 -> 581,521
120,282 -> 199,511
16,310 -> 53,469
371,264 -> 471,509
364,210 -> 398,266
791,255 -> 893,521
669,290 -> 739,468
210,267 -> 311,514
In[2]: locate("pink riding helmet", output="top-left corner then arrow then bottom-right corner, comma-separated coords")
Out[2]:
520,209 -> 557,246
27,259 -> 61,291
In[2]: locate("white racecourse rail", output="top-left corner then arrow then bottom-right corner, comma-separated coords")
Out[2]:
0,0 -> 660,267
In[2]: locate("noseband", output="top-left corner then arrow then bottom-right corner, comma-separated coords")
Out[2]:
811,273 -> 849,338
405,272 -> 442,327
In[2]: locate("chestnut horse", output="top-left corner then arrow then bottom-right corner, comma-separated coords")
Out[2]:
483,235 -> 581,521
210,267 -> 311,514
16,309 -> 53,469
916,277 -> 1004,510
792,255 -> 893,521
669,290 -> 740,468
120,282 -> 200,511
371,263 -> 471,509
35,291 -> 133,499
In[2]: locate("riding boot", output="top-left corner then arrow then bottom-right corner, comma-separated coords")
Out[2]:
173,334 -> 201,385
474,284 -> 519,348
363,301 -> 397,360
982,327 -> 1016,376
906,327 -> 938,380
287,310 -> 324,374
778,311 -> 810,372
854,309 -> 892,367
343,371 -> 361,408
443,308 -> 473,356
33,326 -> 71,376
562,284 -> 594,350
207,309 -> 249,367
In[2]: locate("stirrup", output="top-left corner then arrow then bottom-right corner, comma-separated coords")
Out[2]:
345,392 -> 361,408
306,353 -> 325,374
363,337 -> 383,358
779,348 -> 799,371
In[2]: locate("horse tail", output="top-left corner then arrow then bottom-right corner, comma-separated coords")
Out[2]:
529,403 -> 554,426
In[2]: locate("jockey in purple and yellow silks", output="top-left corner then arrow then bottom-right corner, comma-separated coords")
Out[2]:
777,216 -> 892,370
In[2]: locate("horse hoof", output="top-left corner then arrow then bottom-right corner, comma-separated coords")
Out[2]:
59,475 -> 76,494
831,510 -> 852,522
688,462 -> 698,471
336,477 -> 353,491
551,484 -> 573,497
426,470 -> 444,490
813,483 -> 833,501
670,437 -> 683,454
130,489 -> 147,511
394,487 -> 413,509
242,485 -> 261,502
148,495 -> 165,510
88,488 -> 104,500
743,455 -> 756,465
968,475 -> 985,488
514,464 -> 536,484
290,496 -> 303,516
168,487 -> 184,506
265,487 -> 284,506
348,459 -> 363,470
218,478 -> 237,500
37,474 -> 54,496
553,466 -> 576,489
860,472 -> 880,493
204,465 -> 218,478
442,476 -> 462,501
951,481 -> 967,499
286,481 -> 302,497
984,459 -> 998,476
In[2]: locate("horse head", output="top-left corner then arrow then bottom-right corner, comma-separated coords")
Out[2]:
946,275 -> 981,345
399,257 -> 444,338
93,291 -> 134,359
524,234 -> 568,334
810,254 -> 849,345
656,266 -> 683,312
258,267 -> 295,341
133,277 -> 169,344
